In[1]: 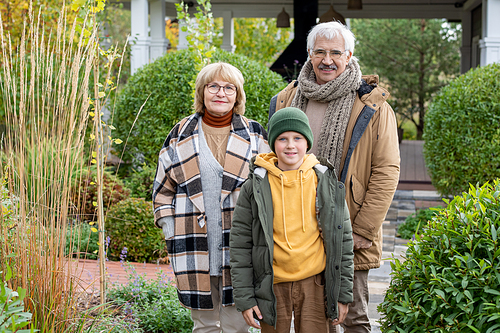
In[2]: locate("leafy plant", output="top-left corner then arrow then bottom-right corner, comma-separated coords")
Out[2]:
72,168 -> 130,222
65,222 -> 100,260
105,198 -> 166,263
125,164 -> 155,201
108,263 -> 193,333
379,180 -> 500,332
0,261 -> 36,333
397,207 -> 441,240
423,63 -> 500,196
113,48 -> 286,166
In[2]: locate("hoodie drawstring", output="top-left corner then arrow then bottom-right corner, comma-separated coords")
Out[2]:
280,174 -> 293,250
281,171 -> 307,251
300,170 -> 305,232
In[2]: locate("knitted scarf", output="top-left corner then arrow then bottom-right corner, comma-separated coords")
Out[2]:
292,59 -> 362,173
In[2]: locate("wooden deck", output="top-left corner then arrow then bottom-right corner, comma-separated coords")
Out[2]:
397,140 -> 434,191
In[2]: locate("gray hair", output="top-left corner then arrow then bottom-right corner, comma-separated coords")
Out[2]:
306,21 -> 357,63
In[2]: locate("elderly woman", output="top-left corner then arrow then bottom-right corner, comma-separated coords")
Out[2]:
153,62 -> 270,332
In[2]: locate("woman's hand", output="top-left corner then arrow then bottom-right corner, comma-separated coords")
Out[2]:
242,305 -> 262,329
332,302 -> 349,325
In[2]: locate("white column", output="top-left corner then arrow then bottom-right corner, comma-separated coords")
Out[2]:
220,10 -> 235,53
480,0 -> 500,66
130,0 -> 150,74
460,11 -> 472,73
150,0 -> 170,61
177,19 -> 189,50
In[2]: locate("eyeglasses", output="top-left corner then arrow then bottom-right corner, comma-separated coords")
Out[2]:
311,49 -> 347,60
205,83 -> 237,96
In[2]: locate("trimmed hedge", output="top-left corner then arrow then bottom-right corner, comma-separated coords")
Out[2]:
423,63 -> 500,196
379,180 -> 500,331
113,48 -> 286,167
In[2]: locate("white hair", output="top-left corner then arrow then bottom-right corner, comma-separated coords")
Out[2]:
306,21 -> 357,64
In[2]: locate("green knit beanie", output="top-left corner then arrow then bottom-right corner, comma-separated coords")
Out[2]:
268,107 -> 313,153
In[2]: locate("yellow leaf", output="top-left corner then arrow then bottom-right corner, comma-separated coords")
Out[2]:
90,182 -> 95,185
92,201 -> 97,207
89,222 -> 95,225
106,79 -> 113,85
98,91 -> 105,98
97,242 -> 101,246
90,134 -> 95,140
91,227 -> 98,232
92,152 -> 97,158
89,112 -> 95,117
114,138 -> 123,144
91,159 -> 97,164
109,125 -> 116,130
93,250 -> 98,254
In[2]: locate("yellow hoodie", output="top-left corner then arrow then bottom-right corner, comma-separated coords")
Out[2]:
254,153 -> 326,284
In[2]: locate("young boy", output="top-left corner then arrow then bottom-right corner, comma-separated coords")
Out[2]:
229,107 -> 354,333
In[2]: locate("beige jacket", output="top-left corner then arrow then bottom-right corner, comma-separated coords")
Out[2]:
273,75 -> 400,270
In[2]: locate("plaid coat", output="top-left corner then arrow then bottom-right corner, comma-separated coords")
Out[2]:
153,112 -> 269,310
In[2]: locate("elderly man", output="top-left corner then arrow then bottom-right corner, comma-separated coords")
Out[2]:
269,21 -> 400,332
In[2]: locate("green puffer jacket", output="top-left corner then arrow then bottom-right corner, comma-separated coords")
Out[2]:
229,157 -> 354,327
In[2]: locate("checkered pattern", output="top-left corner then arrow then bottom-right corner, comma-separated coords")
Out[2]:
153,112 -> 269,310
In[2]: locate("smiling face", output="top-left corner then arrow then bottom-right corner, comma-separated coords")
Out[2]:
203,79 -> 237,116
275,131 -> 308,171
310,35 -> 351,85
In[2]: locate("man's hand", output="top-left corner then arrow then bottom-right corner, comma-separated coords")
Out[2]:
332,302 -> 349,325
242,306 -> 262,329
353,233 -> 372,250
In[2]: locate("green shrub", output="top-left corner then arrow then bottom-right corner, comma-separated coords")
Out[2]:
108,264 -> 193,333
72,168 -> 130,222
379,180 -> 500,332
125,164 -> 156,201
423,63 -> 500,196
106,198 -> 165,263
397,207 -> 442,240
113,48 -> 286,166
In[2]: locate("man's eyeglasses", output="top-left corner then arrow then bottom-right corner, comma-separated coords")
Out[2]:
311,49 -> 347,60
205,83 -> 237,96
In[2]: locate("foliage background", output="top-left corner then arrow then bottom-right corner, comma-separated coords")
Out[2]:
351,19 -> 461,139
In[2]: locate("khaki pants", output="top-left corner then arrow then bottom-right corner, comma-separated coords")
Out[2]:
261,273 -> 328,333
330,270 -> 371,333
190,276 -> 249,333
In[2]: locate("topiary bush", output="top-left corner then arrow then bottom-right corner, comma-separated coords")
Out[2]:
113,48 -> 286,166
105,197 -> 166,262
423,63 -> 500,196
379,179 -> 500,332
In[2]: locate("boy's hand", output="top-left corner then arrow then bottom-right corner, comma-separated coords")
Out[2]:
242,306 -> 262,329
332,302 -> 349,325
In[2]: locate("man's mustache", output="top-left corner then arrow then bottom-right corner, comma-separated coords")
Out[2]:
318,64 -> 338,70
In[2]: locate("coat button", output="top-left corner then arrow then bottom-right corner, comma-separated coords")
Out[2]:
335,265 -> 339,270
219,266 -> 223,273
219,171 -> 224,178
338,225 -> 342,229
382,93 -> 386,96
219,220 -> 222,227
339,184 -> 344,189
218,243 -> 223,250
372,104 -> 376,107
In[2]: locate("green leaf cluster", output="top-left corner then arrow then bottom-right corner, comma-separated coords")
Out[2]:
125,164 -> 156,201
108,266 -> 192,332
105,198 -> 166,263
423,63 -> 500,196
1,261 -> 36,333
397,207 -> 442,240
379,180 -> 500,332
112,48 -> 286,167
